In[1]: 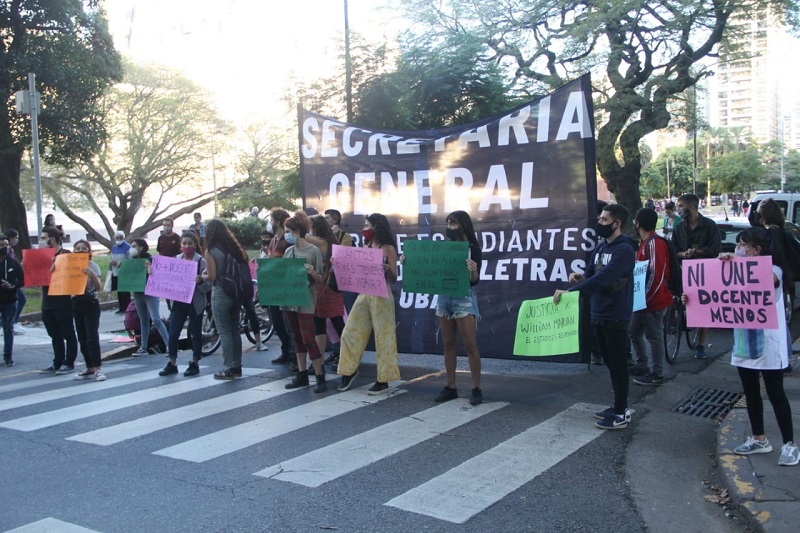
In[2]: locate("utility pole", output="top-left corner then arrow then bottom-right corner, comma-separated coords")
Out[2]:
15,73 -> 43,238
344,0 -> 353,123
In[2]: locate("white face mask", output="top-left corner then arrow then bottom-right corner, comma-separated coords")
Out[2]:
735,246 -> 751,257
266,220 -> 274,233
128,248 -> 139,258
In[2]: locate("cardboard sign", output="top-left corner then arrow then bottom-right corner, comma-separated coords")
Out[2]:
513,292 -> 580,356
257,258 -> 310,307
22,248 -> 56,287
48,253 -> 89,296
402,239 -> 469,297
145,255 -> 197,304
684,256 -> 779,329
117,258 -> 147,293
331,244 -> 388,297
632,260 -> 648,312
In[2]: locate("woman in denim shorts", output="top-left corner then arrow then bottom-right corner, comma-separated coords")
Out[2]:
435,211 -> 483,405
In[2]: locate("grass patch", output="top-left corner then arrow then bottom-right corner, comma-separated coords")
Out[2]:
21,254 -> 115,316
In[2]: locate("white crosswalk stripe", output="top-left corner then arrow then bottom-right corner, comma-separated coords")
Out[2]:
254,398 -> 508,487
0,363 -> 140,395
153,385 -> 406,463
67,374 -> 335,445
4,517 -> 101,532
384,402 -> 606,523
0,368 -> 270,431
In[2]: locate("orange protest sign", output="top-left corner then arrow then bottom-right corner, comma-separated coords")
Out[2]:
48,253 -> 89,296
22,248 -> 56,287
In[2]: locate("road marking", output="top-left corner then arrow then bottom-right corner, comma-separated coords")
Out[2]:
384,402 -> 607,524
254,398 -> 508,487
5,517 -> 101,532
0,368 -> 270,431
67,374 -> 335,445
0,364 -> 140,395
153,385 -> 405,463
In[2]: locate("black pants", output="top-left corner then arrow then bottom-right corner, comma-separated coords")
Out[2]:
593,320 -> 630,415
268,305 -> 293,354
737,366 -> 794,443
313,315 -> 345,337
111,276 -> 131,312
42,306 -> 78,368
73,296 -> 102,368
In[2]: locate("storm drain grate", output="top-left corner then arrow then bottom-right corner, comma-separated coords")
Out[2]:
672,387 -> 742,420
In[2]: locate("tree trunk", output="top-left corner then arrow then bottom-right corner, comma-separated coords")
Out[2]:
0,150 -> 32,249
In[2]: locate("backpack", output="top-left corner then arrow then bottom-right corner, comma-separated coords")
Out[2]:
220,251 -> 254,301
645,234 -> 682,296
781,226 -> 800,281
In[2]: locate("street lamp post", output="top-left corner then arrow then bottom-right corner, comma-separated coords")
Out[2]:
14,72 -> 43,238
666,156 -> 674,200
781,116 -> 787,193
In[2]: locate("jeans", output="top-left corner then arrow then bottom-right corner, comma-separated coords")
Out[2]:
593,320 -> 630,415
629,308 -> 667,376
167,301 -> 202,362
73,296 -> 102,368
14,288 -> 26,323
212,287 -> 242,369
42,306 -> 78,368
1,301 -> 16,358
133,293 -> 169,349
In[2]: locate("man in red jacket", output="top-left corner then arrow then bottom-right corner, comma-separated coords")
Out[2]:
630,208 -> 673,385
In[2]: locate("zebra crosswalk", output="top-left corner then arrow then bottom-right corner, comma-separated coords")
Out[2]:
0,363 -> 608,526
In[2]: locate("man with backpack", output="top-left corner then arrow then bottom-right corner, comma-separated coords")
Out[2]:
629,208 -> 674,385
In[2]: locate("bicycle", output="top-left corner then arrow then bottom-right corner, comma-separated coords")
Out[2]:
200,290 -> 274,356
662,295 -> 699,364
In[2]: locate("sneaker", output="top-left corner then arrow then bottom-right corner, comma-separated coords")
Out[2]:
694,346 -> 707,359
633,374 -> 664,386
324,352 -> 339,364
40,365 -> 57,373
627,362 -> 649,376
591,353 -> 604,365
55,365 -> 74,375
470,388 -> 483,406
434,386 -> 458,403
271,353 -> 292,364
779,442 -> 800,466
3,358 -> 14,367
232,366 -> 242,377
595,413 -> 629,430
94,369 -> 107,382
213,368 -> 236,380
256,342 -> 268,352
132,347 -> 149,357
594,407 -> 632,421
734,436 -> 772,455
73,369 -> 95,380
284,371 -> 309,389
183,362 -> 200,377
367,382 -> 389,395
337,370 -> 359,392
159,362 -> 178,376
13,325 -> 25,335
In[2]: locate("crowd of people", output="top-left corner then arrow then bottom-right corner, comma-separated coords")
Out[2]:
0,196 -> 797,466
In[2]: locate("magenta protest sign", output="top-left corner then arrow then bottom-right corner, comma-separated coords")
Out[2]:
144,255 -> 197,304
331,244 -> 388,297
683,256 -> 779,330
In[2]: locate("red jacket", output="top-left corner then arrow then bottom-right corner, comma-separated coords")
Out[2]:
637,234 -> 673,312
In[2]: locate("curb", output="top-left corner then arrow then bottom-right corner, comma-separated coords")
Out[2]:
101,345 -> 136,362
19,300 -> 119,323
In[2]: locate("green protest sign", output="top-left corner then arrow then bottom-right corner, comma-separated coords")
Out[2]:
258,258 -> 310,307
402,239 -> 469,297
116,258 -> 147,293
513,292 -> 580,357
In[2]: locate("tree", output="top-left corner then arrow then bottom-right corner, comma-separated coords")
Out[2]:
400,0 -> 799,218
0,2 -> 122,246
42,62 -> 237,250
641,146 -> 695,198
709,148 -> 765,193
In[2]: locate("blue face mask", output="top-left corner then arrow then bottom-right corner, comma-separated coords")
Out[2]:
285,233 -> 297,245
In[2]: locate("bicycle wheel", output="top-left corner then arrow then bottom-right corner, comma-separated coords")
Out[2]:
685,326 -> 700,351
201,306 -> 220,355
663,302 -> 681,364
244,305 -> 274,344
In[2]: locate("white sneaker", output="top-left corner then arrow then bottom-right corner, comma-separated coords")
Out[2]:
735,436 -> 773,455
13,325 -> 25,335
73,369 -> 95,380
779,441 -> 800,466
94,369 -> 107,382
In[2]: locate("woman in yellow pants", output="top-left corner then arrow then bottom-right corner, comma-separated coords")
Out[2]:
336,213 -> 400,394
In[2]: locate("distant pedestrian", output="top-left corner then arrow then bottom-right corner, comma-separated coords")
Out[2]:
109,230 -> 131,314
39,227 -> 78,375
731,199 -> 740,217
156,217 -> 181,258
0,234 -> 24,367
662,201 -> 679,239
742,199 -> 750,217
69,240 -> 105,382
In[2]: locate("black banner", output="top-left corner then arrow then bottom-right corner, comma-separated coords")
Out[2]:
300,75 -> 597,361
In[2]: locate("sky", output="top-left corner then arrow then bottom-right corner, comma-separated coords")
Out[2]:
104,0 -> 402,123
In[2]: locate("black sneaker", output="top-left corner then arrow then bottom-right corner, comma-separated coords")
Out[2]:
40,365 -> 57,373
54,365 -> 74,375
367,382 -> 389,395
271,353 -> 292,364
159,362 -> 178,376
633,374 -> 663,386
289,361 -> 299,373
627,362 -> 649,376
594,407 -> 615,420
183,362 -> 200,377
595,413 -> 629,430
434,386 -> 458,402
4,358 -> 14,367
213,368 -> 236,380
337,370 -> 359,392
232,366 -> 242,377
285,371 -> 309,389
470,388 -> 483,406
324,351 -> 339,364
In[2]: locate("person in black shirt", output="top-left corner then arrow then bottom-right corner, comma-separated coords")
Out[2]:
39,227 -> 78,374
0,234 -> 24,366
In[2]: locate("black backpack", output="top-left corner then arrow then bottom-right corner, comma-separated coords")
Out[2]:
645,234 -> 682,296
220,252 -> 254,301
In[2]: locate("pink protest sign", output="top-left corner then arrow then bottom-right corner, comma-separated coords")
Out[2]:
331,244 -> 389,297
683,256 -> 779,330
144,255 -> 197,304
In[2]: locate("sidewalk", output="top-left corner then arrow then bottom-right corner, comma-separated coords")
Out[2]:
716,348 -> 800,532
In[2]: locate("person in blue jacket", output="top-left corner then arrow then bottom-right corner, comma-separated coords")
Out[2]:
554,203 -> 636,430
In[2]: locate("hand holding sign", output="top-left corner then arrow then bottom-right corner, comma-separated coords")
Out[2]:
331,244 -> 388,297
258,258 -> 310,306
22,248 -> 56,287
145,255 -> 197,304
48,254 -> 89,296
514,292 -> 580,356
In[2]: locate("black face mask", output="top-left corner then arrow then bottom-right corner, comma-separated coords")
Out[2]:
595,222 -> 616,239
445,228 -> 462,241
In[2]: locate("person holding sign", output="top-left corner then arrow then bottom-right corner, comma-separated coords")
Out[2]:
336,213 -> 401,395
0,234 -> 23,367
279,217 -> 327,392
39,227 -> 79,375
129,239 -> 169,356
266,208 -> 297,366
109,230 -> 131,314
307,216 -> 346,367
69,240 -> 106,382
683,229 -> 799,466
158,232 -> 211,377
553,204 -> 636,430
629,208 -> 673,386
